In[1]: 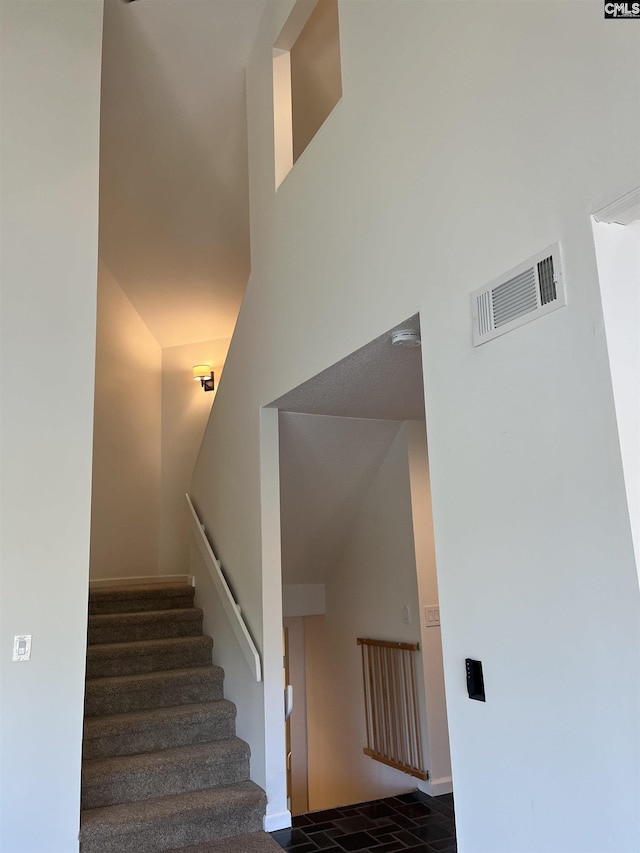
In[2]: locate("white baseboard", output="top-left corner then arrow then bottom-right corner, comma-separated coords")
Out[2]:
263,809 -> 291,832
421,776 -> 453,796
89,574 -> 194,589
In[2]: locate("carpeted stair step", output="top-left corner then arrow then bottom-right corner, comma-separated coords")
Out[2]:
167,832 -> 284,852
83,700 -> 238,759
82,738 -> 251,808
84,666 -> 224,717
86,635 -> 213,679
80,780 -> 266,853
89,583 -> 195,615
88,608 -> 203,645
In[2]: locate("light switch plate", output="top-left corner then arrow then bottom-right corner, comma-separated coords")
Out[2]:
13,634 -> 32,661
424,606 -> 440,627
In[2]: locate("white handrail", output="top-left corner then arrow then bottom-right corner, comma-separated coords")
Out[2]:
186,493 -> 262,682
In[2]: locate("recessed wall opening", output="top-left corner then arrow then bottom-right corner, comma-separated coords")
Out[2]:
273,0 -> 342,188
264,316 -> 454,819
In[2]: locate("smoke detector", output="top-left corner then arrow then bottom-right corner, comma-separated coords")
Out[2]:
391,329 -> 421,348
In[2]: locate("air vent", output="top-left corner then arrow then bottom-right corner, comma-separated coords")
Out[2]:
471,244 -> 566,346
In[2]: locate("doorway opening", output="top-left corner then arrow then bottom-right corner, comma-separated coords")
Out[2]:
268,315 -> 453,816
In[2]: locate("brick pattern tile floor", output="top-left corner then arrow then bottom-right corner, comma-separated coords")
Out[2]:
271,791 -> 456,853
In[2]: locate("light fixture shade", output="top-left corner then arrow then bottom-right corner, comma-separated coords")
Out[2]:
192,364 -> 211,381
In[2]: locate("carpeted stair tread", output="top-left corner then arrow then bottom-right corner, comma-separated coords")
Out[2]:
83,738 -> 249,783
80,780 -> 266,853
84,666 -> 224,717
82,738 -> 250,808
83,700 -> 237,759
89,583 -> 195,614
167,832 -> 284,852
88,607 -> 203,644
86,635 -> 213,679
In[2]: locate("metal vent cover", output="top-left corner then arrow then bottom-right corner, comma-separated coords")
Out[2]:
471,244 -> 566,346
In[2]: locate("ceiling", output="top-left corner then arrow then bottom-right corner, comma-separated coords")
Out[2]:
276,316 -> 427,584
99,0 -> 267,348
270,316 -> 426,421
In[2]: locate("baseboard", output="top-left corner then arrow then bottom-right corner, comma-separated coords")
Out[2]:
89,574 -> 194,589
421,776 -> 453,796
263,809 -> 292,832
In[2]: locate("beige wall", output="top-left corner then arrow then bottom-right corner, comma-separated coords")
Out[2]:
284,421 -> 450,809
407,421 -> 451,792
305,423 -> 426,809
160,338 -> 230,573
90,263 -> 162,579
0,2 -> 103,850
90,268 -> 229,580
283,615 -> 309,814
290,0 -> 342,163
192,2 -> 640,848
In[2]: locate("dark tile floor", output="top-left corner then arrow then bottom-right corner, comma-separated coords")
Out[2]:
271,790 -> 456,853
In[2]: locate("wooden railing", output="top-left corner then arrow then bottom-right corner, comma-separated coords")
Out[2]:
357,638 -> 427,780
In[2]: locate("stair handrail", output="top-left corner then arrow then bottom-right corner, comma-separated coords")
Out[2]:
186,493 -> 262,682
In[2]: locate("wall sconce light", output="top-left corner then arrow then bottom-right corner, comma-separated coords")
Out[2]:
192,364 -> 215,392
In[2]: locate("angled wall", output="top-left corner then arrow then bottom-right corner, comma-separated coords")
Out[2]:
0,2 -> 103,850
90,263 -> 162,579
191,2 -> 640,850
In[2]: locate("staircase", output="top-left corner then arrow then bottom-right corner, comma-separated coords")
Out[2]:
80,582 -> 271,853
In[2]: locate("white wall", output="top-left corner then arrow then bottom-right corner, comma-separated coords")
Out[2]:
592,220 -> 640,580
0,2 -> 103,850
282,583 -> 326,617
278,411 -> 403,584
90,263 -> 162,579
305,422 -> 428,809
191,2 -> 640,850
189,539 -> 265,780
